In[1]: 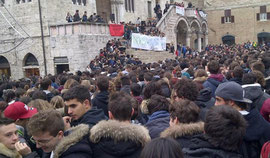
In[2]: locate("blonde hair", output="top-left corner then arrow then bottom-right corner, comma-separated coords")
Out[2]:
81,80 -> 91,90
50,96 -> 65,109
63,79 -> 77,89
28,99 -> 53,112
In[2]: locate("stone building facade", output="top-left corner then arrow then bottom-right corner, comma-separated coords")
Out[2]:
204,0 -> 270,45
0,0 -> 206,79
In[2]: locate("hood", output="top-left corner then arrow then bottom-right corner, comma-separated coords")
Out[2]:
141,99 -> 150,114
242,83 -> 263,101
71,107 -> 107,127
93,91 -> 109,104
0,143 -> 22,158
53,124 -> 90,158
197,87 -> 212,102
160,122 -> 204,138
209,74 -> 225,82
90,120 -> 151,156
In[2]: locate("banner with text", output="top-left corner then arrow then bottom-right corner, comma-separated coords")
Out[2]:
109,24 -> 124,36
131,33 -> 166,51
176,6 -> 185,16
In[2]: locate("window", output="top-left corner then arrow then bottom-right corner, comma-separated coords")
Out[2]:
221,9 -> 234,24
257,6 -> 270,21
125,0 -> 134,12
72,0 -> 86,6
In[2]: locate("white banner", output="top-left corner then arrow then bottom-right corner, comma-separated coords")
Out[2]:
176,6 -> 185,16
131,33 -> 166,51
199,11 -> 207,19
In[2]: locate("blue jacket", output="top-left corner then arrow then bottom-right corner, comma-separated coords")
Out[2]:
203,77 -> 227,97
145,110 -> 170,139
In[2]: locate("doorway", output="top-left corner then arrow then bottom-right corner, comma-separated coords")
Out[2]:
222,35 -> 235,46
56,64 -> 69,74
25,68 -> 40,77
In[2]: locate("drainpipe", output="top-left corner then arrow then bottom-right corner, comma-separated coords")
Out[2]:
38,0 -> 47,76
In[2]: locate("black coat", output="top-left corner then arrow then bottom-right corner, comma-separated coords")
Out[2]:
70,106 -> 107,128
182,134 -> 243,158
195,87 -> 215,121
91,91 -> 109,117
90,120 -> 151,158
54,124 -> 92,158
160,122 -> 204,149
240,108 -> 270,158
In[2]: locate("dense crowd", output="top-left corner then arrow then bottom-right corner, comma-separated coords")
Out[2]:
1,39 -> 270,158
66,10 -> 105,23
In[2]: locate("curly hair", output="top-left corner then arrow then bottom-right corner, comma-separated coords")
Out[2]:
174,78 -> 198,101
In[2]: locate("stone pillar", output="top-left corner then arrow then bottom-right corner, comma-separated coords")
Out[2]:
197,31 -> 202,52
204,31 -> 209,48
186,29 -> 192,47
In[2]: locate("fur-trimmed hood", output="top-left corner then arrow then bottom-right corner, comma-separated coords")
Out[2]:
160,122 -> 204,139
0,143 -> 22,158
140,99 -> 150,114
53,124 -> 90,158
90,120 -> 151,147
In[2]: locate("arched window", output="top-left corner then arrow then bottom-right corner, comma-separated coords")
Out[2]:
24,53 -> 39,66
222,35 -> 235,46
0,56 -> 10,68
258,32 -> 270,45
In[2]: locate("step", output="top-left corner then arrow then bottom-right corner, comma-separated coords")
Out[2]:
127,49 -> 175,63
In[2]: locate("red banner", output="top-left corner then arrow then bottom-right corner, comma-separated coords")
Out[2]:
109,24 -> 124,36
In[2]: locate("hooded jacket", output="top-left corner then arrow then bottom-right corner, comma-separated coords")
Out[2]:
160,122 -> 204,149
89,120 -> 151,158
195,88 -> 215,121
182,134 -> 243,158
53,124 -> 92,158
70,106 -> 107,128
242,83 -> 270,111
91,91 -> 109,117
0,143 -> 22,158
145,110 -> 170,139
203,74 -> 227,97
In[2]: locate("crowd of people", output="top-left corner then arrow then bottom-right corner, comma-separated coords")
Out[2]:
1,36 -> 270,157
66,10 -> 105,23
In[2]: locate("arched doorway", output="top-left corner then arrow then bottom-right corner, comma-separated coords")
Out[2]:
222,35 -> 235,46
0,56 -> 11,80
176,19 -> 189,46
258,32 -> 270,45
96,0 -> 111,23
190,20 -> 201,50
23,53 -> 40,77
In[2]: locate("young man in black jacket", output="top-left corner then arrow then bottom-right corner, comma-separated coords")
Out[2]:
63,85 -> 107,129
89,91 -> 151,158
27,110 -> 92,158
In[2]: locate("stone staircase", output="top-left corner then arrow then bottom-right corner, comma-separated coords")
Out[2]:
127,49 -> 176,63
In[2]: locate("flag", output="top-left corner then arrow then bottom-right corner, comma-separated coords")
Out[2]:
109,24 -> 124,36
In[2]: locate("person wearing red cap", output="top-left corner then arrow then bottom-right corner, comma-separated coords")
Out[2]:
4,102 -> 40,157
0,117 -> 38,158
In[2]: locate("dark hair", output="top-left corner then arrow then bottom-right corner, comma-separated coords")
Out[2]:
108,92 -> 133,121
121,75 -> 131,86
0,101 -> 8,113
242,72 -> 257,85
2,89 -> 15,103
143,81 -> 162,99
232,66 -> 243,79
15,88 -> 26,98
63,85 -> 91,103
252,61 -> 265,74
144,72 -> 153,82
207,60 -> 220,74
32,90 -> 47,101
140,137 -> 183,158
205,105 -> 247,151
148,94 -> 170,115
27,110 -> 64,137
170,100 -> 200,123
40,79 -> 52,90
174,78 -> 198,101
96,76 -> 109,91
0,117 -> 15,126
130,83 -> 141,96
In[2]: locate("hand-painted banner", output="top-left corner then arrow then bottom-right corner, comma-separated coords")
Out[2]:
131,33 -> 166,51
109,24 -> 124,36
176,6 -> 185,16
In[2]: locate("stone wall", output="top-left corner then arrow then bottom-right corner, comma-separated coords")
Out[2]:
206,3 -> 270,44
